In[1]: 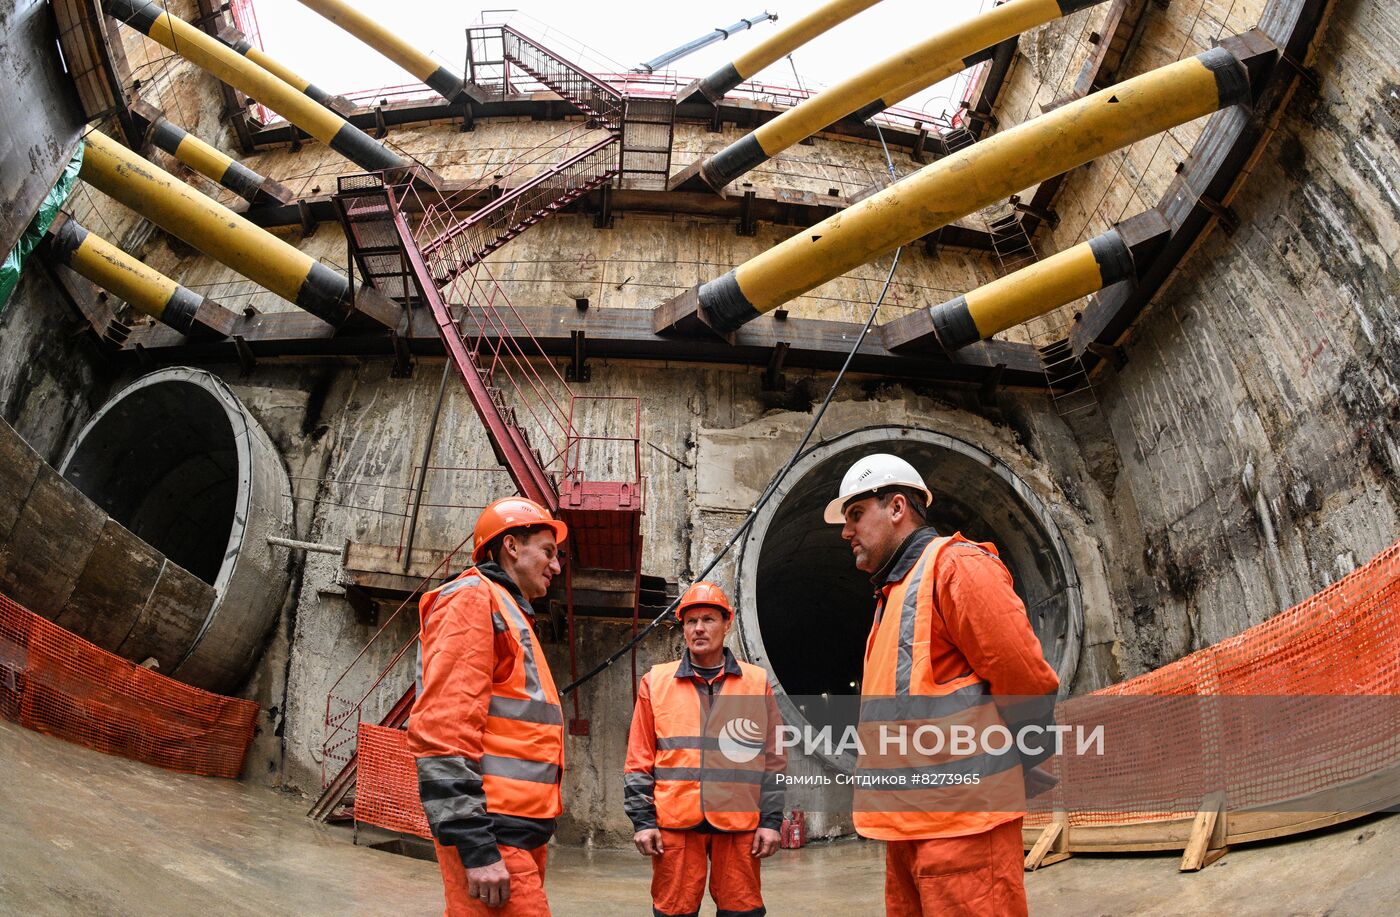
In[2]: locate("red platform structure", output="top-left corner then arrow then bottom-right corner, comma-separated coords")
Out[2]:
311,25 -> 647,824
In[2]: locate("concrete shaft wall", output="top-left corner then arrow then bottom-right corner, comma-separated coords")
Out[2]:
0,0 -> 1393,849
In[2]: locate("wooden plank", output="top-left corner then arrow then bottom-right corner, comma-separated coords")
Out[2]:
1024,817 -> 1070,870
1180,791 -> 1228,871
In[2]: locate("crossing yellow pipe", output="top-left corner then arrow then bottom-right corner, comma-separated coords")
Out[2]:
296,0 -> 464,101
696,0 -> 1109,190
923,228 -> 1134,350
78,129 -> 352,325
146,116 -> 268,203
697,0 -> 886,101
104,0 -> 406,173
695,48 -> 1250,333
224,33 -> 340,110
49,216 -> 236,336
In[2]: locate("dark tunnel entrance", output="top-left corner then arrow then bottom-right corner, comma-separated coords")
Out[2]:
737,426 -> 1081,757
60,379 -> 239,586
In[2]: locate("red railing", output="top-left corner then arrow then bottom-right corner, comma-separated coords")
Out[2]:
418,135 -> 620,266
467,25 -> 625,130
317,536 -> 472,798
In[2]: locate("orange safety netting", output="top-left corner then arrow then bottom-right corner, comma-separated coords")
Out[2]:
356,722 -> 431,838
1030,536 -> 1400,828
0,591 -> 257,778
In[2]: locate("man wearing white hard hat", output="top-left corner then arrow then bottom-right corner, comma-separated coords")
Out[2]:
827,454 -> 1060,917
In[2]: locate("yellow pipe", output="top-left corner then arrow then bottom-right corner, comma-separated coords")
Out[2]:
698,0 -> 886,100
104,0 -> 406,172
49,216 -> 235,336
296,0 -> 464,101
79,129 -> 352,325
921,228 -> 1133,350
696,49 -> 1250,333
147,117 -> 268,203
699,0 -> 1108,189
225,34 -> 338,108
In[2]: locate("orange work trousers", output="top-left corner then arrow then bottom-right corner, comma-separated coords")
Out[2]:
432,840 -> 550,917
651,828 -> 765,917
883,817 -> 1026,917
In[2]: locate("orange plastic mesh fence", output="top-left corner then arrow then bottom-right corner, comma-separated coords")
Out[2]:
1031,536 -> 1400,827
356,723 -> 431,838
0,591 -> 257,779
352,540 -> 1400,837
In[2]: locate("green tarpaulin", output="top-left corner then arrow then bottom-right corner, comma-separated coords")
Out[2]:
0,143 -> 84,314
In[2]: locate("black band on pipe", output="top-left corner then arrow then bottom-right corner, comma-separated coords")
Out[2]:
231,37 -> 254,54
961,44 -> 998,70
50,218 -> 88,263
304,83 -> 333,105
849,98 -> 889,123
161,286 -> 202,334
105,0 -> 159,33
699,270 -> 760,334
296,261 -> 352,323
328,122 -> 407,172
150,119 -> 186,155
426,67 -> 465,101
220,160 -> 264,201
1198,46 -> 1250,108
1057,0 -> 1108,13
929,296 -> 980,351
1087,229 -> 1134,286
700,63 -> 743,101
703,134 -> 766,188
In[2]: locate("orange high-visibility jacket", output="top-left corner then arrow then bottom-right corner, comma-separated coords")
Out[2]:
855,531 -> 1060,841
408,567 -> 565,861
624,650 -> 785,833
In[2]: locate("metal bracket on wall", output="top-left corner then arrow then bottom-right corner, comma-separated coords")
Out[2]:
737,188 -> 757,236
567,330 -> 590,382
763,341 -> 791,392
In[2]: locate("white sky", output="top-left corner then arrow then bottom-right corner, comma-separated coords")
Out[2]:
251,0 -> 991,120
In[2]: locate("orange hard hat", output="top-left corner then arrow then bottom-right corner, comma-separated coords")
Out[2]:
676,581 -> 732,621
472,496 -> 569,563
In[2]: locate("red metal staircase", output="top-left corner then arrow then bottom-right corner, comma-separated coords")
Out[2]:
311,27 -> 646,824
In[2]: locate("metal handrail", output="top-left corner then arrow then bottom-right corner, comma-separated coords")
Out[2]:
419,135 -> 619,259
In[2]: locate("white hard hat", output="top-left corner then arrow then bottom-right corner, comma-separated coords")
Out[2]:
823,453 -> 932,524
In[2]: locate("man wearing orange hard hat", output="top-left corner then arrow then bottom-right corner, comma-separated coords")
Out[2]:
408,496 -> 569,916
624,581 -> 786,917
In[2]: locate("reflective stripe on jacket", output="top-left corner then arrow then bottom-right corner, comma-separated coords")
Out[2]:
624,651 -> 785,832
408,567 -> 565,862
855,532 -> 1059,841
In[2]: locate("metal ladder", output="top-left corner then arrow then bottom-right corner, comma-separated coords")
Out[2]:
983,199 -> 1099,416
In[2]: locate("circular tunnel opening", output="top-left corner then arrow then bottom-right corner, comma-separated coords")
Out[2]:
738,426 -> 1081,741
61,378 -> 240,587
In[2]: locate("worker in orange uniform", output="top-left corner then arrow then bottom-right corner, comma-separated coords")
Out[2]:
624,581 -> 786,917
408,497 -> 569,916
828,454 -> 1060,917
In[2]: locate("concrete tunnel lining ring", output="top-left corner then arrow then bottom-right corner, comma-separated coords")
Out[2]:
733,425 -> 1083,772
58,366 -> 292,690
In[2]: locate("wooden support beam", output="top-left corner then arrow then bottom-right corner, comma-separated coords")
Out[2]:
1180,791 -> 1229,871
1024,816 -> 1071,871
